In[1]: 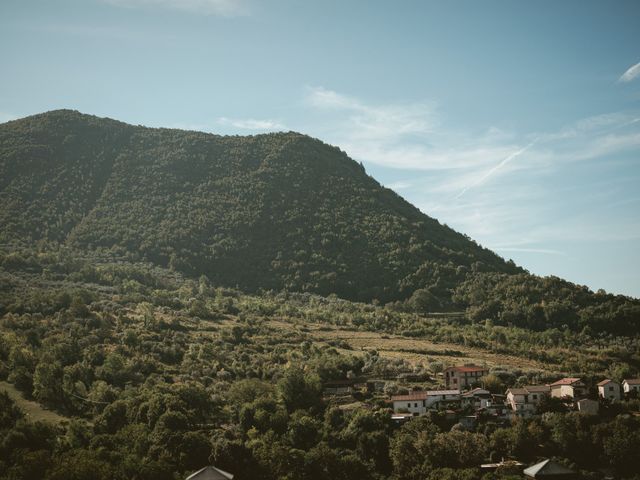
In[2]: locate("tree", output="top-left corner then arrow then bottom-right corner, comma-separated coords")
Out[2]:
278,367 -> 322,413
33,360 -> 64,406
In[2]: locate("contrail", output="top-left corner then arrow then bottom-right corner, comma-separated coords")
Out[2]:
454,139 -> 537,200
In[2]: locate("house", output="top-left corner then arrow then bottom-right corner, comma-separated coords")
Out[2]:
549,378 -> 586,399
391,389 -> 460,415
576,398 -> 599,415
622,379 -> 640,394
506,385 -> 550,417
461,388 -> 492,409
597,379 -> 621,401
523,459 -> 577,479
186,466 -> 234,480
444,364 -> 489,389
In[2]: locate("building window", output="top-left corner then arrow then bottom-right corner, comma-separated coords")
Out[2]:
609,386 -> 614,392
407,403 -> 411,408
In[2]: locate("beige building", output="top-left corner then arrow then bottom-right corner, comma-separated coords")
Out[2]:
597,379 -> 621,401
506,385 -> 550,417
443,364 -> 489,389
550,378 -> 586,399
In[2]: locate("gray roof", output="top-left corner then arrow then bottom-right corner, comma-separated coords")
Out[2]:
524,459 -> 575,478
186,466 -> 234,480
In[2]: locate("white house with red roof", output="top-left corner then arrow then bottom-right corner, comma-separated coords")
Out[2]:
549,378 -> 586,399
443,364 -> 489,389
391,389 -> 460,415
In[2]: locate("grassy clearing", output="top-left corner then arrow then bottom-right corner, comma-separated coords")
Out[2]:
264,318 -> 552,372
0,381 -> 68,424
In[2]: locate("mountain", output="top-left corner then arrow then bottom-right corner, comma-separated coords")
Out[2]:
0,109 -> 520,304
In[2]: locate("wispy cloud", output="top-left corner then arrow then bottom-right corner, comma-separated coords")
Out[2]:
217,117 -> 285,131
453,140 -> 537,199
306,86 -> 436,142
619,61 -> 640,83
102,0 -> 249,16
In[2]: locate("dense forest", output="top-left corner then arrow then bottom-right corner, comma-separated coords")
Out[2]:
0,110 -> 518,304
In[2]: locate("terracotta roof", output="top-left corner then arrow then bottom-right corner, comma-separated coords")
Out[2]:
549,377 -> 582,386
446,365 -> 488,373
624,378 -> 640,385
597,379 -> 616,386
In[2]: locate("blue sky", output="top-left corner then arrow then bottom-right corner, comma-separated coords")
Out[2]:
1,0 -> 640,297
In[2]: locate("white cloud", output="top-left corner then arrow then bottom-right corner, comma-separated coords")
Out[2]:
217,117 -> 285,131
619,61 -> 640,83
102,0 -> 249,16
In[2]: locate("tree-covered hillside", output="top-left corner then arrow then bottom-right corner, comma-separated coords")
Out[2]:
0,110 -> 519,303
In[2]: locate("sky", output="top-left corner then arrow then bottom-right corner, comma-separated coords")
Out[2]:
1,0 -> 640,297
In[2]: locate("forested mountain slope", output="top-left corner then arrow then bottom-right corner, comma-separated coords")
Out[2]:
0,110 -> 519,303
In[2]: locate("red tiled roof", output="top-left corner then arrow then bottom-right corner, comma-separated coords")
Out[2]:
624,378 -> 640,385
549,377 -> 582,386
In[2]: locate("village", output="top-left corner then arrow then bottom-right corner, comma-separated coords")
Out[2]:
320,364 -> 640,479
323,364 -> 640,421
183,366 -> 640,480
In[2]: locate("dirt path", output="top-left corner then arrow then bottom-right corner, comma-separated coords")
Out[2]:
0,381 -> 68,424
